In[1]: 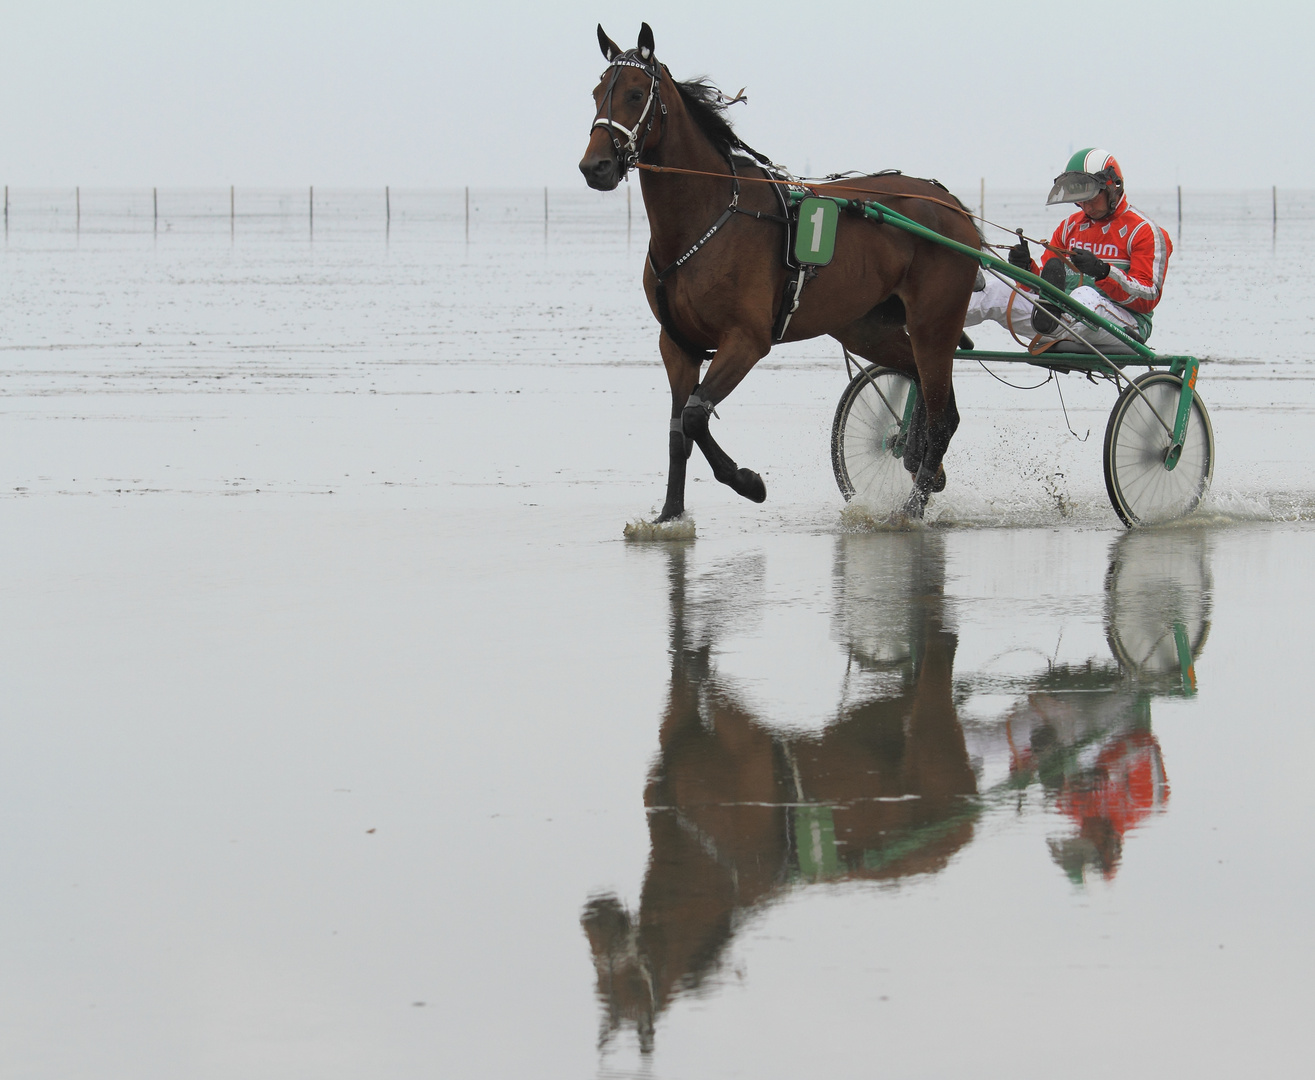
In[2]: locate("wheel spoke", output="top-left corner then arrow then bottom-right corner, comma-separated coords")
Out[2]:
833,370 -> 915,507
1105,373 -> 1213,525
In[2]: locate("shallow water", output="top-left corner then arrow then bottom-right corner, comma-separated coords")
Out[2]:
2,189 -> 1313,1078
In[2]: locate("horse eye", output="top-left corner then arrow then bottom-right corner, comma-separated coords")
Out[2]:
626,89 -> 644,104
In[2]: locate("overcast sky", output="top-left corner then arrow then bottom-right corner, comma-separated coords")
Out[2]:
0,0 -> 1308,193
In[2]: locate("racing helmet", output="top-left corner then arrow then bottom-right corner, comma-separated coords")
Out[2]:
1047,148 -> 1125,209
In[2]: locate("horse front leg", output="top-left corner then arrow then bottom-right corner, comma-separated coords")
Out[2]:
681,330 -> 770,505
657,331 -> 700,522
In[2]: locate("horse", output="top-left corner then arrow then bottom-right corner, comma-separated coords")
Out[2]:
579,23 -> 982,522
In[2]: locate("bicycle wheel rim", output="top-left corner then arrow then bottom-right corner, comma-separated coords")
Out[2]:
835,371 -> 914,508
1105,375 -> 1213,526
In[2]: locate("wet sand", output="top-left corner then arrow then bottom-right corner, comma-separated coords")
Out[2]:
1,189 -> 1313,1078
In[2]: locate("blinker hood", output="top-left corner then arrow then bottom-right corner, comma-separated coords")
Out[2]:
1047,171 -> 1104,206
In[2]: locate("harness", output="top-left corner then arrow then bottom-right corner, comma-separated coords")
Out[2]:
591,51 -> 665,177
645,156 -> 811,361
590,49 -> 814,363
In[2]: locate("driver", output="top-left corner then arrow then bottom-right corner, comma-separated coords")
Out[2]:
964,149 -> 1172,354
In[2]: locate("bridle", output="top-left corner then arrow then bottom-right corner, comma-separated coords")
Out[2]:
589,50 -> 666,178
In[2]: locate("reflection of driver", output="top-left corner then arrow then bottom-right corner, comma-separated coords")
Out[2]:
965,149 -> 1172,354
1006,692 -> 1169,883
1053,729 -> 1168,879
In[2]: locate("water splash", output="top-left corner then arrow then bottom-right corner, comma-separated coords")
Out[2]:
624,516 -> 696,541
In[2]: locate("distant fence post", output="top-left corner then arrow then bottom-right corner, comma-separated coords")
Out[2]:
76,186 -> 80,229
544,186 -> 548,227
153,187 -> 158,231
1177,185 -> 1181,239
386,185 -> 390,227
1273,185 -> 1277,237
230,185 -> 235,229
4,185 -> 7,228
309,185 -> 314,232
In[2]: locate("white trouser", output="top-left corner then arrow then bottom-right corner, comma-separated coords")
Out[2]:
964,278 -> 1142,354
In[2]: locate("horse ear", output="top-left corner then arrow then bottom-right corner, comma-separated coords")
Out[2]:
597,25 -> 622,62
637,23 -> 655,62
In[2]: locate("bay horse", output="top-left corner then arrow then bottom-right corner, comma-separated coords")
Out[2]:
579,23 -> 981,522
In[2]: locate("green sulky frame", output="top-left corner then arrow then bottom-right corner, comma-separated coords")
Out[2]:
790,192 -> 1201,471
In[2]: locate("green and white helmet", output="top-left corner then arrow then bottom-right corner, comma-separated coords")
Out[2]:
1047,148 -> 1125,207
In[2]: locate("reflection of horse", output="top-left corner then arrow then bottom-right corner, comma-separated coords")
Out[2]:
582,530 -> 1217,1048
582,535 -> 976,1051
579,24 -> 980,522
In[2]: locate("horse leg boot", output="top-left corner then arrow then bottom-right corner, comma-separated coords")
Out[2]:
903,404 -> 959,517
903,391 -> 928,479
682,387 -> 767,504
901,391 -> 954,496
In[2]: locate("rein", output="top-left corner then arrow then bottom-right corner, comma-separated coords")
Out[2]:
634,160 -> 977,222
638,159 -> 1082,265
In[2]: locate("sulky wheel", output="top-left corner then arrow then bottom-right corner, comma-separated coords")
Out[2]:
1103,371 -> 1214,527
1104,527 -> 1212,690
831,366 -> 917,507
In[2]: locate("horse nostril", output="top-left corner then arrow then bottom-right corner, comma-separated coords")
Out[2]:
580,157 -> 617,188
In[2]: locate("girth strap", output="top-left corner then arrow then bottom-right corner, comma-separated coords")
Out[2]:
772,267 -> 808,343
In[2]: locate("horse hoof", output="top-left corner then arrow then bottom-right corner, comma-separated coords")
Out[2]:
901,490 -> 928,520
734,469 -> 767,503
931,465 -> 947,493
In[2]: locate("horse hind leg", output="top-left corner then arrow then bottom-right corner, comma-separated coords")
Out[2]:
902,387 -> 955,494
682,387 -> 767,504
902,306 -> 966,518
908,407 -> 957,508
901,385 -> 960,516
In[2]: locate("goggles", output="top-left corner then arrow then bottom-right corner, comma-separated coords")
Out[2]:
1046,171 -> 1105,206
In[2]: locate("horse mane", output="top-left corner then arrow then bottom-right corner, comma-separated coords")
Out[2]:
673,77 -> 747,160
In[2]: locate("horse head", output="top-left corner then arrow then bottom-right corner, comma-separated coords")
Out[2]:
580,894 -> 657,1052
579,23 -> 666,190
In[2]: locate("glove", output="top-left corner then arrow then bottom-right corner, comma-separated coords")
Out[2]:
1070,248 -> 1111,280
1007,238 -> 1031,269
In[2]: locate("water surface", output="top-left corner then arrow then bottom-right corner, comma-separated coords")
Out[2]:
1,188 -> 1312,1078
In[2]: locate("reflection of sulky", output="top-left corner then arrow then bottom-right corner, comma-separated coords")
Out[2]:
1003,529 -> 1208,883
583,536 -> 975,1052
